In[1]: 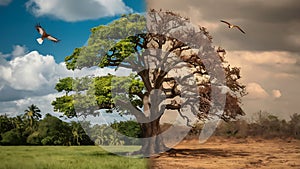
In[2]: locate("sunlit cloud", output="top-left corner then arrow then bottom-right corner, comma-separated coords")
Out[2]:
272,89 -> 282,98
245,82 -> 269,99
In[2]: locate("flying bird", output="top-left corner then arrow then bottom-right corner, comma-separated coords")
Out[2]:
220,20 -> 245,34
35,24 -> 60,44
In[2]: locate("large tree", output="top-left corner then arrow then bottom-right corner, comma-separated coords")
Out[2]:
52,10 -> 246,156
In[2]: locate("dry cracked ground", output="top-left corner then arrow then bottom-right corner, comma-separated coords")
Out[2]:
149,137 -> 300,169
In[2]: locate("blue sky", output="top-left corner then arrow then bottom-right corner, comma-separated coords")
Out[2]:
0,0 -> 145,63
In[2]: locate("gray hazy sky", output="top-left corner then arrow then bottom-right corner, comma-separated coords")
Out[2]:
148,0 -> 300,120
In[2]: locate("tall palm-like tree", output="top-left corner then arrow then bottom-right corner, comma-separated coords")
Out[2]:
24,104 -> 42,129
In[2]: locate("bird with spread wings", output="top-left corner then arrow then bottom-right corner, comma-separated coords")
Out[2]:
35,24 -> 60,44
220,20 -> 245,34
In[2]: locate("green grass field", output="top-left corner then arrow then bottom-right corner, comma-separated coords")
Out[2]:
0,146 -> 148,169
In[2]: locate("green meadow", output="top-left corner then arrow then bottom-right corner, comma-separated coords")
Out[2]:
0,146 -> 148,169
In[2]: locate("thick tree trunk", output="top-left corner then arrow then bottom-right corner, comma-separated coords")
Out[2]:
133,118 -> 168,157
130,88 -> 169,156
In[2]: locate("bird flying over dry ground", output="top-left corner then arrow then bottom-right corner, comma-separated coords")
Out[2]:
220,20 -> 245,34
35,24 -> 60,44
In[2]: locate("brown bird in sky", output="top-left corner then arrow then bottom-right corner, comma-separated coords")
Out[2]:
35,24 -> 60,44
220,20 -> 245,34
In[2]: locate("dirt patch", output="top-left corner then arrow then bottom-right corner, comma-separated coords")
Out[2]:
150,137 -> 300,169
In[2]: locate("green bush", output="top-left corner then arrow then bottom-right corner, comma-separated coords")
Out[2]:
26,132 -> 41,145
41,136 -> 55,145
1,129 -> 25,145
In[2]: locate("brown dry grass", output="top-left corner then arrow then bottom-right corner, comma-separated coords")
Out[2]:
150,137 -> 300,169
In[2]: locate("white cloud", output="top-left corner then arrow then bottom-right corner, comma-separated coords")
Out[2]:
0,0 -> 12,6
245,82 -> 269,99
26,0 -> 133,22
0,49 -> 119,95
272,89 -> 282,98
11,45 -> 28,59
0,51 -> 61,90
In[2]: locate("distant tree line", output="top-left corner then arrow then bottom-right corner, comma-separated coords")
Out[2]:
1,105 -> 299,145
189,111 -> 300,140
0,104 -> 141,146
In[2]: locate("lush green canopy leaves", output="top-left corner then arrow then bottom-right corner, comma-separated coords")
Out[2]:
65,14 -> 146,70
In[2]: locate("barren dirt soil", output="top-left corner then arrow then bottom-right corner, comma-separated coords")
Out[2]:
150,137 -> 300,169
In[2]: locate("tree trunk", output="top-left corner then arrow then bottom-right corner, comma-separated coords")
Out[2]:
134,118 -> 169,157
131,89 -> 168,156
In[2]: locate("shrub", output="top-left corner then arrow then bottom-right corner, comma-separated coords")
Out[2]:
1,129 -> 25,145
26,132 -> 41,145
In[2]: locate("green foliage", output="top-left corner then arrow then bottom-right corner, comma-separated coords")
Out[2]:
26,131 -> 41,145
52,95 -> 76,118
110,74 -> 144,114
98,35 -> 141,68
40,136 -> 54,145
111,120 -> 141,137
0,115 -> 14,134
70,121 -> 94,145
11,115 -> 25,130
65,14 -> 146,70
58,14 -> 148,119
90,121 -> 141,146
65,48 -> 81,70
1,106 -> 42,145
37,114 -> 72,145
94,75 -> 114,110
52,72 -> 144,117
55,77 -> 73,94
1,129 -> 25,145
110,120 -> 142,145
